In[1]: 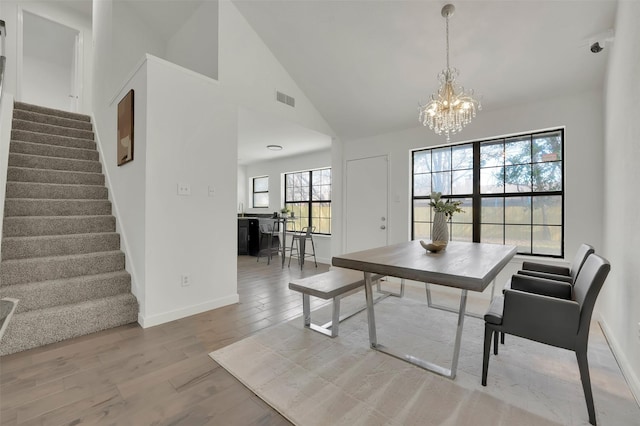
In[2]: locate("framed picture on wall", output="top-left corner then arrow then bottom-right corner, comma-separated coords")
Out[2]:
117,90 -> 134,166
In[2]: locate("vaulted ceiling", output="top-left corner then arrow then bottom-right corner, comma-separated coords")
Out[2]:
233,0 -> 617,141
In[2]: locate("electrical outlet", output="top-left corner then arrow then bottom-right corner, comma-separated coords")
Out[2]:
177,183 -> 191,196
181,275 -> 191,287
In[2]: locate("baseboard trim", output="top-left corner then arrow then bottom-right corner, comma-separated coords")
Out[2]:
138,293 -> 240,328
598,316 -> 640,407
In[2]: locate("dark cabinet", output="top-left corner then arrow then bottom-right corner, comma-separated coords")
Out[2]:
238,218 -> 259,255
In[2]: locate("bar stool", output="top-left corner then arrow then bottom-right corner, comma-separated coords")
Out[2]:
288,226 -> 317,269
257,222 -> 280,265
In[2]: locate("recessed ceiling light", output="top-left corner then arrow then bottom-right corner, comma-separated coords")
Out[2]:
267,145 -> 283,151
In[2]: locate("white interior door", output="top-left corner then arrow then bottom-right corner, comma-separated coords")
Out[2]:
20,11 -> 80,112
345,155 -> 388,253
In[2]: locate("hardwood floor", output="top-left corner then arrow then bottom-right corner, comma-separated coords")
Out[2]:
0,255 -> 331,425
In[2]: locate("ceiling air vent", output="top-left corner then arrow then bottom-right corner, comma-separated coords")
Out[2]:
276,91 -> 295,108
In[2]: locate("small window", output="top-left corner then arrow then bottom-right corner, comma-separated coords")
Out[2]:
284,168 -> 331,235
253,176 -> 269,208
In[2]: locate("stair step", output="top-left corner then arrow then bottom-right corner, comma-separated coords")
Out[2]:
10,141 -> 98,162
0,293 -> 138,355
3,215 -> 116,237
12,119 -> 94,140
12,129 -> 96,150
0,271 -> 131,313
4,198 -> 112,217
7,166 -> 104,186
14,101 -> 91,123
6,181 -> 108,200
12,109 -> 93,132
1,250 -> 126,286
1,232 -> 120,260
9,153 -> 102,173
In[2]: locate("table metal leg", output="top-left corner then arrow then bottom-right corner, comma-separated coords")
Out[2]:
425,280 -> 494,320
303,294 -> 311,327
367,281 -> 469,379
364,272 -> 377,347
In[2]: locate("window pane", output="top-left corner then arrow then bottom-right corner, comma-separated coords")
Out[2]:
253,193 -> 268,208
432,147 -> 451,172
505,225 -> 532,253
480,167 -> 504,193
533,225 -> 562,256
253,177 -> 268,192
452,170 -> 473,195
451,198 -> 473,223
505,137 -> 531,165
504,164 -> 532,192
413,199 -> 431,222
452,144 -> 473,170
480,141 -> 503,168
532,131 -> 562,162
451,223 -> 472,242
481,224 -> 503,244
414,151 -> 431,173
312,184 -> 331,201
300,186 -> 310,201
481,197 -> 504,223
532,162 -> 562,191
505,196 -> 531,224
533,195 -> 562,225
414,174 -> 431,197
432,171 -> 451,194
414,222 -> 431,240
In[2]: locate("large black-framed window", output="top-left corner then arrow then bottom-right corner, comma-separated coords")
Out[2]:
412,129 -> 564,257
284,168 -> 331,235
252,176 -> 269,208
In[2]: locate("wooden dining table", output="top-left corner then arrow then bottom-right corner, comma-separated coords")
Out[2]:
332,240 -> 517,379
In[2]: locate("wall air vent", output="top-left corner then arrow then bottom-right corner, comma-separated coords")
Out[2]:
276,91 -> 295,108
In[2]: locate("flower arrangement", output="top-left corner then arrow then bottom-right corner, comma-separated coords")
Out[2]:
429,192 -> 463,219
280,207 -> 290,214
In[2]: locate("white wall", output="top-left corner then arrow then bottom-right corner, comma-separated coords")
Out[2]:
166,0 -> 218,80
600,0 -> 640,402
0,1 -> 93,113
218,0 -> 334,139
338,90 -> 605,263
110,1 -> 166,100
243,150 -> 333,263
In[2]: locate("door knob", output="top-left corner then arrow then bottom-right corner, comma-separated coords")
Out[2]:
380,225 -> 386,230
381,217 -> 386,221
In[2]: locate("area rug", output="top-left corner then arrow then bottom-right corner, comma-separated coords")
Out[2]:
210,290 -> 639,426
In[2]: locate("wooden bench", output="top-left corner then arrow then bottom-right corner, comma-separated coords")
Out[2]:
289,268 -> 401,337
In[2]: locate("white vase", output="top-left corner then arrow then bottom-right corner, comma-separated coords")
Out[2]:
432,211 -> 449,246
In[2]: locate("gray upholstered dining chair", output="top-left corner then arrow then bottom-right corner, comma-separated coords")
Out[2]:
518,243 -> 595,283
500,243 -> 596,345
482,253 -> 610,425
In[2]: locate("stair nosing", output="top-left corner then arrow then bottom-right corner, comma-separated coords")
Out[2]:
5,198 -> 110,202
13,109 -> 93,128
8,153 -> 101,166
2,270 -> 130,289
7,166 -> 103,177
14,102 -> 91,122
4,214 -> 114,220
10,140 -> 97,155
1,250 -> 124,265
2,232 -> 119,242
7,181 -> 108,190
12,118 -> 94,135
11,129 -> 95,144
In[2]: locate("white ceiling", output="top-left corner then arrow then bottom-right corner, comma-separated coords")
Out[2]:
238,108 -> 332,166
232,0 -> 617,140
50,0 -> 617,164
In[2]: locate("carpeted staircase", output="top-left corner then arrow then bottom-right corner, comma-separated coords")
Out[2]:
0,101 -> 138,355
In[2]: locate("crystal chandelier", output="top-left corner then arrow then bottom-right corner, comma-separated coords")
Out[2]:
419,4 -> 481,141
